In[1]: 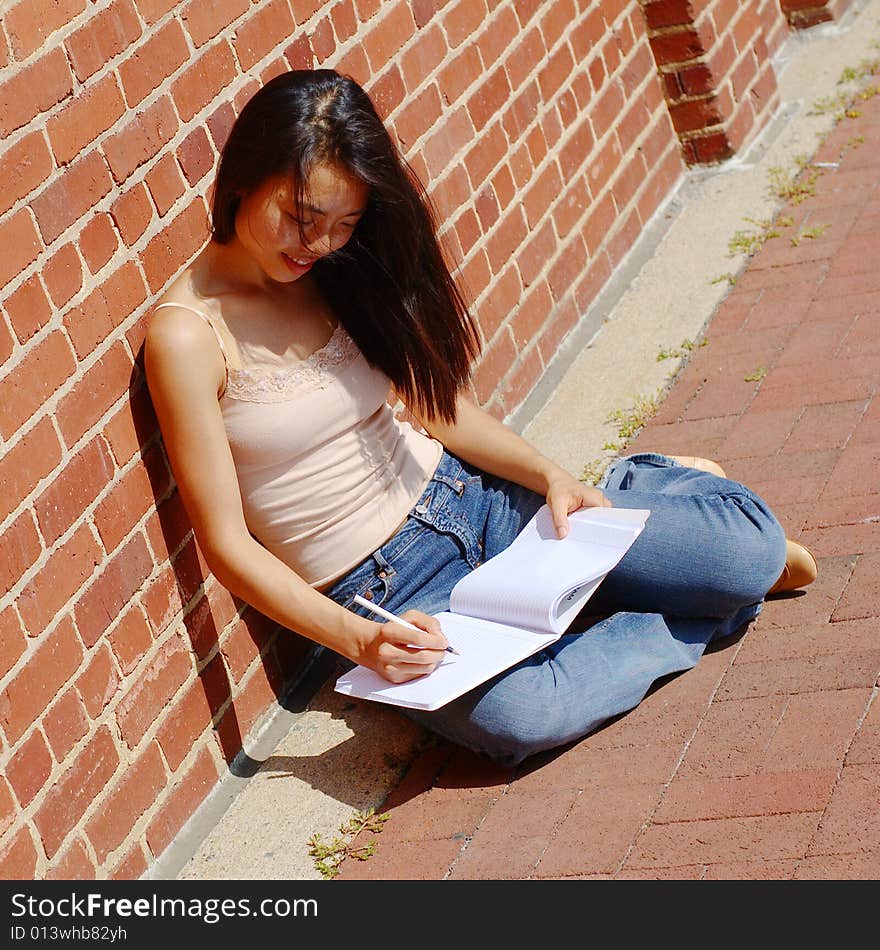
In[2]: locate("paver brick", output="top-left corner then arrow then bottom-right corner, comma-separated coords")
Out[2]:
534,781 -> 667,878
736,617 -> 879,664
794,850 -> 880,879
625,812 -> 822,869
715,654 -> 880,701
808,764 -> 880,856
654,769 -> 838,824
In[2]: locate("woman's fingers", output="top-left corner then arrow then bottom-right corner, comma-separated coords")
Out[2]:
374,611 -> 450,682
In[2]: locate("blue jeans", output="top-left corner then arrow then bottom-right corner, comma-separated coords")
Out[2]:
326,451 -> 787,766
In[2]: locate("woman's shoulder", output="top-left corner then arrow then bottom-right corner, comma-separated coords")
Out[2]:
145,273 -> 229,393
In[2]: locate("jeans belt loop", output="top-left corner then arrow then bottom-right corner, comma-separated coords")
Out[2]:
372,550 -> 395,578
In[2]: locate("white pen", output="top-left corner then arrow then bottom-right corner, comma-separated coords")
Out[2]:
352,594 -> 461,655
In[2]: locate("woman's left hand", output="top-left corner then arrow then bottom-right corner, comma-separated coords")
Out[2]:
545,471 -> 612,539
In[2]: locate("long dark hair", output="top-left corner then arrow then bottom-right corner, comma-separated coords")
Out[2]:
211,69 -> 480,423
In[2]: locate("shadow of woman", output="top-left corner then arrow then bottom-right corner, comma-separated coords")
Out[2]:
127,358 -> 317,769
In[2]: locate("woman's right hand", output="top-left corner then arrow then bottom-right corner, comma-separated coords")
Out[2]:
361,611 -> 450,683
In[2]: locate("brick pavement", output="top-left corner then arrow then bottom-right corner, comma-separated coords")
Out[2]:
336,96 -> 880,882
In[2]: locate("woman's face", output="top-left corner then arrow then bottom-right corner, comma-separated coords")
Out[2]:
234,163 -> 369,284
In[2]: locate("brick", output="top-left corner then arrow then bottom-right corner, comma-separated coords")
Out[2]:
0,47 -> 74,137
338,837 -> 462,879
214,659 -> 280,757
538,42 -> 575,102
77,644 -> 121,720
32,150 -> 113,245
437,44 -> 482,105
171,40 -> 237,123
5,0 -> 86,59
7,728 -> 53,808
145,153 -> 186,216
34,438 -> 114,546
34,725 -> 119,858
399,22 -> 445,90
0,617 -> 84,744
535,781 -> 667,876
0,776 -> 16,838
630,811 -> 822,868
141,198 -> 209,293
0,608 -> 26,681
0,208 -> 43,287
847,694 -> 880,765
79,213 -> 119,276
448,832 -> 544,880
134,0 -> 178,22
832,552 -> 880,621
16,527 -> 101,638
94,447 -> 168,553
64,261 -> 148,359
41,242 -> 82,309
0,827 -> 39,879
46,73 -> 126,169
108,607 -> 154,676
181,0 -> 249,47
109,845 -> 148,880
232,0 -> 295,71
2,274 -> 51,346
55,341 -> 133,446
794,849 -> 880,879
75,533 -> 154,648
0,317 -> 13,368
145,745 -> 219,856
110,183 -> 154,247
102,382 -> 159,468
155,679 -> 214,771
764,686 -> 871,764
115,633 -> 193,747
177,126 -> 214,186
103,96 -> 179,184
41,689 -> 90,763
809,763 -> 880,856
119,18 -> 189,108
0,511 -> 42,600
45,837 -> 97,880
0,130 -> 54,217
86,741 -> 166,861
65,0 -> 142,82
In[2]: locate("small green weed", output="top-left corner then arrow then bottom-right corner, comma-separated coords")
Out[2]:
582,457 -> 610,485
767,163 -> 822,205
307,808 -> 390,880
607,392 -> 661,441
656,338 -> 708,362
791,223 -> 830,246
744,366 -> 767,382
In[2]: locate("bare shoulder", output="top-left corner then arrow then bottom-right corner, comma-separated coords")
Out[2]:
145,279 -> 225,397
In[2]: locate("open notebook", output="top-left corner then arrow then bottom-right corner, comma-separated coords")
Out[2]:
335,504 -> 650,711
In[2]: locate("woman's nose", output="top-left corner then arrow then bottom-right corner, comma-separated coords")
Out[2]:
303,228 -> 335,256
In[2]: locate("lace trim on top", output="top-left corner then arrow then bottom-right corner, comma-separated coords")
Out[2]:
223,325 -> 360,402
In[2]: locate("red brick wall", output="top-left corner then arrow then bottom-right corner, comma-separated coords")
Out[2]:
0,0 -> 840,880
642,0 -> 789,164
780,0 -> 855,29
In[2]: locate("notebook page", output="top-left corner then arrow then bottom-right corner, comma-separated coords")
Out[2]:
450,505 -> 650,634
334,612 -> 560,711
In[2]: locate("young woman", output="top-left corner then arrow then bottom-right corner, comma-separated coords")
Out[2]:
145,69 -> 817,767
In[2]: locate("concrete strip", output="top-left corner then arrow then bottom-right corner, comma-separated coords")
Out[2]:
145,0 -> 880,882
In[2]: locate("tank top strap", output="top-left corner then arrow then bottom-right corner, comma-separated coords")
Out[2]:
153,302 -> 230,390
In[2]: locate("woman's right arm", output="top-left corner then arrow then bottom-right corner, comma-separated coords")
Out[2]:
143,307 -> 448,682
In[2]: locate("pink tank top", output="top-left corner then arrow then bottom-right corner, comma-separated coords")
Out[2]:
153,304 -> 443,588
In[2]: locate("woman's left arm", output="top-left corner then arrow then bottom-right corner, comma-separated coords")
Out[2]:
419,394 -> 611,538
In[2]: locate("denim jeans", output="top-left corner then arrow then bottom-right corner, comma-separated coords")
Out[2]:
326,451 -> 787,766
